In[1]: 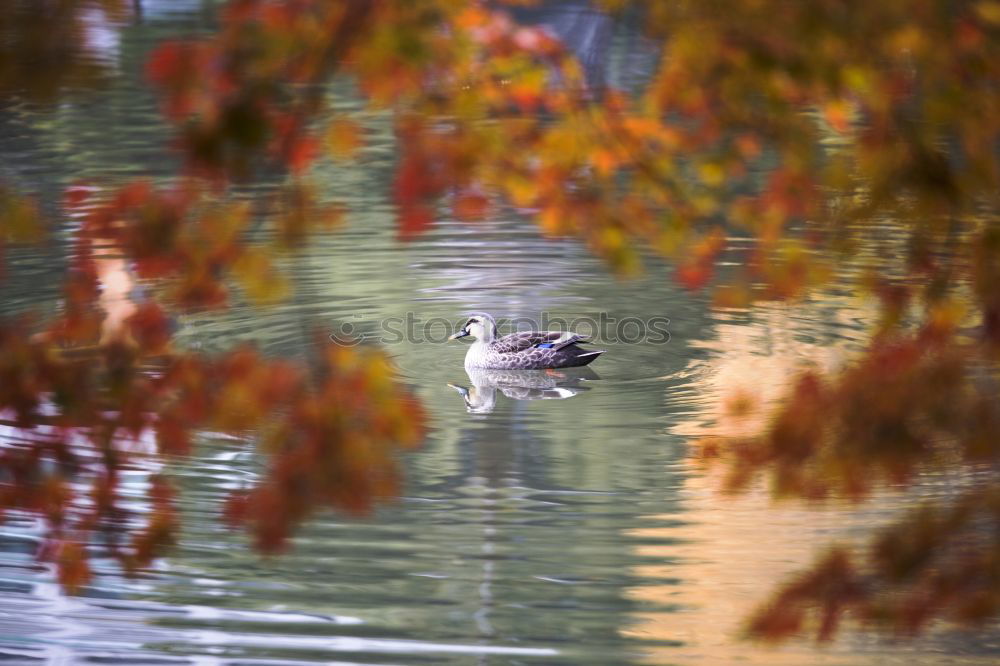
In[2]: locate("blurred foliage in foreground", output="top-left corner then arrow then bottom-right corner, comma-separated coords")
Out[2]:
1,0 -> 1000,643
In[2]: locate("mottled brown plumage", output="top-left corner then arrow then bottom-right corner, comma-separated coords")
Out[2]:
448,313 -> 605,370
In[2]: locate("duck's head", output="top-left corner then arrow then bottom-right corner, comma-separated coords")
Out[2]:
447,382 -> 496,414
449,313 -> 498,343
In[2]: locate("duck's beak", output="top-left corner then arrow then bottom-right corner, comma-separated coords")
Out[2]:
448,329 -> 470,341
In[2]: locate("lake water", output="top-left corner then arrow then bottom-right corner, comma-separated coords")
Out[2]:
1,3 -> 998,665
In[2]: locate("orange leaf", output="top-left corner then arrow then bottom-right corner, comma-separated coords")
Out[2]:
823,100 -> 850,133
676,263 -> 712,290
57,541 -> 91,595
453,192 -> 489,221
326,117 -> 364,160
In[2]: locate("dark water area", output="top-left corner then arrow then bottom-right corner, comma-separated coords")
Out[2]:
1,2 -> 998,665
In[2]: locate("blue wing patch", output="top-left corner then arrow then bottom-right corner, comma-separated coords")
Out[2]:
537,342 -> 555,348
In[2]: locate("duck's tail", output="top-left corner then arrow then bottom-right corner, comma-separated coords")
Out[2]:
571,349 -> 605,367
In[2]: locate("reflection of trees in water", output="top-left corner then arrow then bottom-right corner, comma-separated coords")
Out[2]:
673,298 -> 871,440
622,298 -> 1000,664
439,377 -> 690,659
0,5 -> 218,317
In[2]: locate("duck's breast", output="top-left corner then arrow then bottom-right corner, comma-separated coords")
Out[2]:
464,342 -> 493,368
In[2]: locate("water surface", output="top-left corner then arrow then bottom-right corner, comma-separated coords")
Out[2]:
1,4 -> 998,665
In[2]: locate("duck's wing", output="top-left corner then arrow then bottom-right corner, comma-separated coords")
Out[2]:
492,331 -> 587,354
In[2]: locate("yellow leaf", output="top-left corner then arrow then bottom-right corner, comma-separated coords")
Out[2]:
888,25 -> 925,54
843,66 -> 872,94
364,354 -> 393,393
541,127 -> 583,166
503,173 -> 538,207
511,65 -> 546,98
698,162 -> 726,187
975,1 -> 1000,24
0,189 -> 43,242
693,194 -> 718,216
654,225 -> 685,256
200,202 -> 250,252
232,249 -> 289,305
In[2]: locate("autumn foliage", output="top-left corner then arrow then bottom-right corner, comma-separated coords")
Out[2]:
1,213 -> 422,591
1,0 -> 1000,643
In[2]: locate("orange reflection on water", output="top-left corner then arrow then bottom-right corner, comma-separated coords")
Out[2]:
616,299 -> 986,665
94,247 -> 138,344
622,476 -> 860,665
673,302 -> 862,441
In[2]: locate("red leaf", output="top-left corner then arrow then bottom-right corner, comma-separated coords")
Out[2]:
222,491 -> 249,527
127,302 -> 172,354
114,181 -> 154,210
156,411 -> 191,456
397,205 -> 434,239
393,157 -> 426,206
146,42 -> 184,85
287,135 -> 319,173
676,263 -> 711,290
63,184 -> 91,210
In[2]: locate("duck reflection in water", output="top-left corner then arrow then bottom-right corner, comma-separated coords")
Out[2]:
448,366 -> 600,414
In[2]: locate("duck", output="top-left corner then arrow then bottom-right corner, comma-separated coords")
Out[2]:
448,313 -> 605,370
